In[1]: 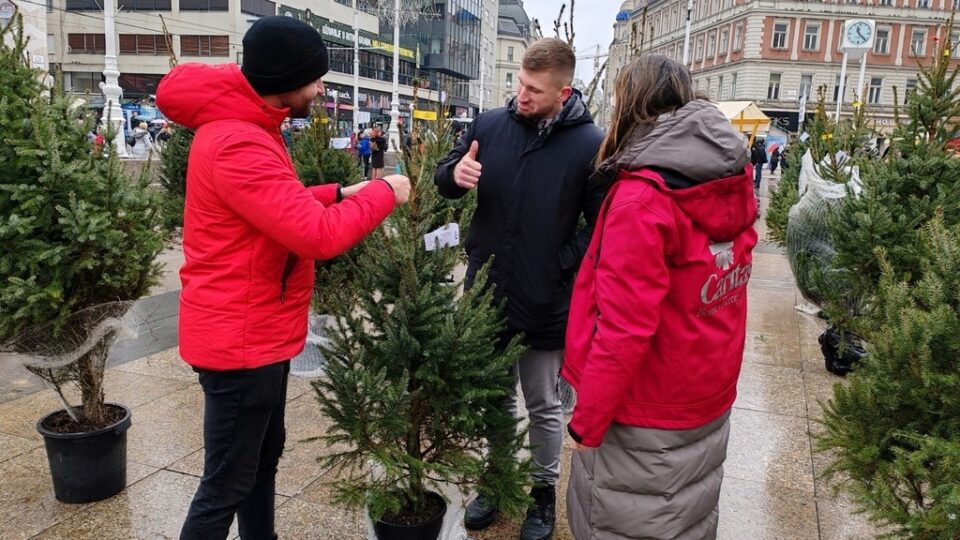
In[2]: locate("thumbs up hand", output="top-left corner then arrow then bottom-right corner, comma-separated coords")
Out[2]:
453,140 -> 482,190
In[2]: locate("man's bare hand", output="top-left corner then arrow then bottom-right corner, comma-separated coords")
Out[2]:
453,140 -> 481,190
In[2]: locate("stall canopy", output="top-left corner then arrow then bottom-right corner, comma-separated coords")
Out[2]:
714,101 -> 771,146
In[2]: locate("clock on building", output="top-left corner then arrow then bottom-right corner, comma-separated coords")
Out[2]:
842,19 -> 876,51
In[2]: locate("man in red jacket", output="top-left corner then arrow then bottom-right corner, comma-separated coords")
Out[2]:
156,16 -> 410,540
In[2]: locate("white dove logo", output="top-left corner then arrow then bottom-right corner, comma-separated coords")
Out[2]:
709,241 -> 735,271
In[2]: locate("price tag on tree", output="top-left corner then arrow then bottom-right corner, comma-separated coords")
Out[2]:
424,223 -> 460,251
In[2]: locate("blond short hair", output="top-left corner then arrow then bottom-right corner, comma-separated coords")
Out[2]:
522,38 -> 576,86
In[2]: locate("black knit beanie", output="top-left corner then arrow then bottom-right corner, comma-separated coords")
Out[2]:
241,16 -> 329,96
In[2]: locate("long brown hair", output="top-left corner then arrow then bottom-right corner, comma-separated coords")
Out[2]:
595,54 -> 702,168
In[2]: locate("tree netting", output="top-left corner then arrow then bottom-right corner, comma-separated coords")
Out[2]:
0,301 -> 136,370
786,149 -> 862,311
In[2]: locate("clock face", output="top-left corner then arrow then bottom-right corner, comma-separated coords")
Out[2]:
846,21 -> 873,46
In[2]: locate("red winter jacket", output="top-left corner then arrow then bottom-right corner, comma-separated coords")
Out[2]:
563,100 -> 758,447
156,63 -> 396,371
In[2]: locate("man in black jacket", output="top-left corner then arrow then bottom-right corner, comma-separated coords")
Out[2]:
435,38 -> 604,540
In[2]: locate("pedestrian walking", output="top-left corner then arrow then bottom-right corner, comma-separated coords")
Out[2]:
156,15 -> 410,540
129,121 -> 156,159
750,138 -> 767,189
562,54 -> 758,540
435,38 -> 605,540
358,129 -> 372,179
370,127 -> 387,178
770,146 -> 781,174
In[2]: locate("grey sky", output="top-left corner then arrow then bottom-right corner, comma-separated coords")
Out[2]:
519,0 -> 621,83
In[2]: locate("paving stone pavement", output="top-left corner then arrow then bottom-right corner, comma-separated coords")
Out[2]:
0,170 -> 881,539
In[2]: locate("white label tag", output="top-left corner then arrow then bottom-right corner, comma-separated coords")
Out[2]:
424,223 -> 460,251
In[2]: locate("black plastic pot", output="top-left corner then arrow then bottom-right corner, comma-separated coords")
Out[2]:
37,403 -> 131,504
372,491 -> 447,540
819,326 -> 866,376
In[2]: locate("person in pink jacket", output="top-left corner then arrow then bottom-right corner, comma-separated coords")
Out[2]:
562,54 -> 758,539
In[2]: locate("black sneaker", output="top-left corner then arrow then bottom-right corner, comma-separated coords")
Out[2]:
520,484 -> 556,540
464,495 -> 497,530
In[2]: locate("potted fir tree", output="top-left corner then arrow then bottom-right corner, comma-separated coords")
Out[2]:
0,15 -> 165,503
816,19 -> 960,538
312,117 -> 531,539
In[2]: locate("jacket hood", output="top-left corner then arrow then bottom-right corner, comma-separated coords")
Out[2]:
156,63 -> 289,132
605,100 -> 755,242
507,88 -> 594,129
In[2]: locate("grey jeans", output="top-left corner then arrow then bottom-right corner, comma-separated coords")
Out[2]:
503,348 -> 564,485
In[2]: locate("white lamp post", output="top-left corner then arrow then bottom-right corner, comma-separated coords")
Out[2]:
387,0 -> 401,156
352,0 -> 360,135
100,0 -> 127,157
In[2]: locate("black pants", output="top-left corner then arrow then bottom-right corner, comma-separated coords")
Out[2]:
180,361 -> 290,540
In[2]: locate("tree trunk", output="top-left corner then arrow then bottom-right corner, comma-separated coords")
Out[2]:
77,340 -> 108,427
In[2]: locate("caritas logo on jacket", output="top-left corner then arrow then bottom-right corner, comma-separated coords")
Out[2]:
699,240 -> 752,317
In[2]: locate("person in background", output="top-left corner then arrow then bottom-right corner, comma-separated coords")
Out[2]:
156,15 -> 411,540
562,54 -> 758,540
281,118 -> 294,152
750,138 -> 767,190
358,129 -> 372,179
129,121 -> 156,159
770,145 -> 782,174
370,127 -> 387,178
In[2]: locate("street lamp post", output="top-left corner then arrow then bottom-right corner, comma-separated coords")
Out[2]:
100,0 -> 127,157
353,0 -> 360,135
387,0 -> 401,156
682,0 -> 694,65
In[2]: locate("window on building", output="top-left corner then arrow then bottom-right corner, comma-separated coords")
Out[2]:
734,24 -> 743,50
117,0 -> 171,9
718,74 -> 725,100
67,33 -> 105,54
799,73 -> 813,99
731,73 -> 738,99
179,0 -> 227,10
506,72 -> 512,87
66,0 -> 101,9
707,32 -> 716,58
696,36 -> 704,60
954,0 -> 960,10
719,28 -> 729,54
803,23 -> 820,51
952,32 -> 960,58
911,29 -> 927,56
768,73 -> 782,100
119,34 -> 166,55
240,0 -> 275,17
180,35 -> 230,56
917,0 -> 929,7
833,75 -> 848,102
879,0 -> 893,5
905,78 -> 918,103
507,46 -> 514,62
868,77 -> 883,104
63,71 -> 102,92
772,22 -> 788,49
874,28 -> 890,54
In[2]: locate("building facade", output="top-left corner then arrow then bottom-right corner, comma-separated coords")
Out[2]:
5,0 -> 50,72
495,0 -> 532,107
43,0 -> 449,133
609,0 -> 960,132
468,0 -> 498,112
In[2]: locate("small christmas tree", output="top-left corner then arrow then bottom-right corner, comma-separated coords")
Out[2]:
828,22 -> 960,315
312,116 -> 530,526
0,14 -> 165,428
816,218 -> 960,538
292,111 -> 360,188
158,124 -> 193,233
290,106 -> 364,316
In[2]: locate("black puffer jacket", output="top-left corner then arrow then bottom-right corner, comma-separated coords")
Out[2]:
435,91 -> 605,349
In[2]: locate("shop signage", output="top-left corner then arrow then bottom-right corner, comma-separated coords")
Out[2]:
278,5 -> 416,60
